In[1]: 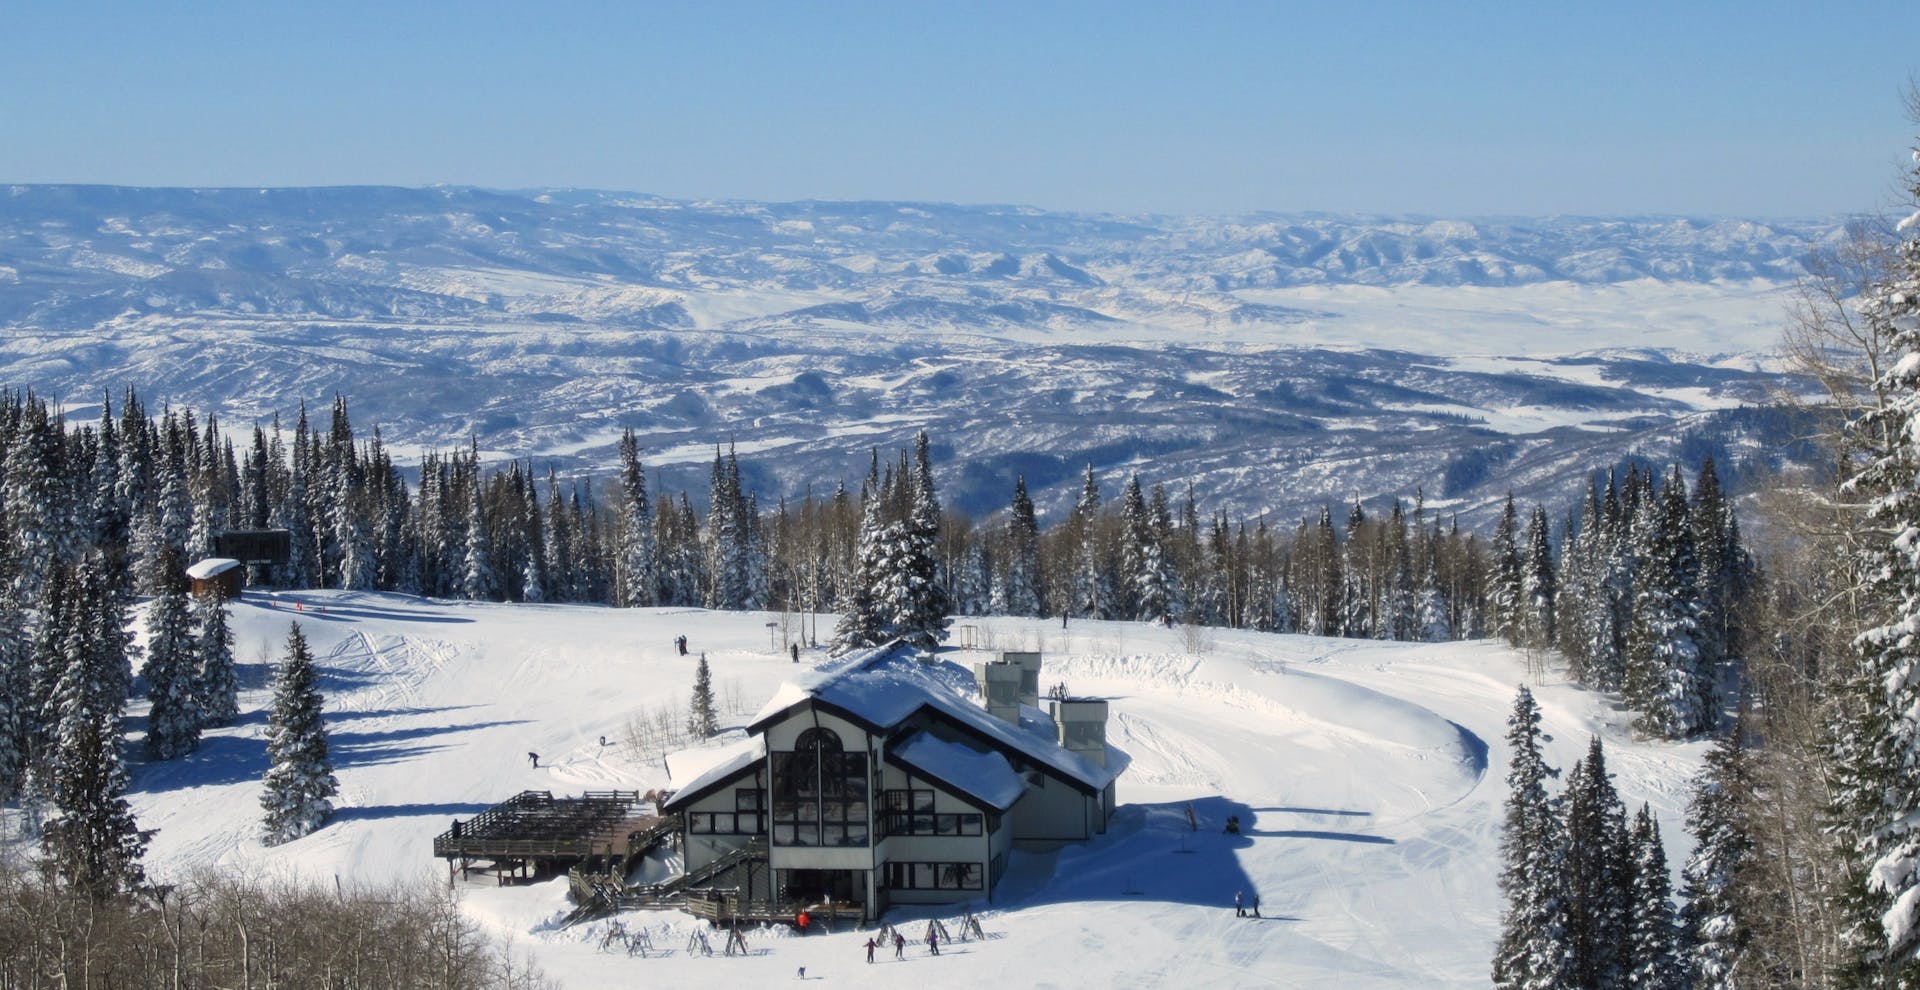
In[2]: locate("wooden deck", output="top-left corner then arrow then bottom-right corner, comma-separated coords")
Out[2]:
435,790 -> 664,884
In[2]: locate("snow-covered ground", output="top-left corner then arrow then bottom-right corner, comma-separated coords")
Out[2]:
107,591 -> 1704,988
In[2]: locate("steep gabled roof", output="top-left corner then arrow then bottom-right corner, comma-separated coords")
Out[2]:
885,732 -> 1024,812
746,641 -> 1123,796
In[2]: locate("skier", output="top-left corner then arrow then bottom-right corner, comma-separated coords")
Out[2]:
1251,891 -> 1261,919
791,643 -> 800,663
676,635 -> 688,656
1234,890 -> 1245,917
865,937 -> 877,963
894,932 -> 906,959
927,927 -> 940,956
527,751 -> 539,768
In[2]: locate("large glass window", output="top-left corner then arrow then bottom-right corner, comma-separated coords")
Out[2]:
883,861 -> 983,891
881,788 -> 982,836
771,727 -> 869,846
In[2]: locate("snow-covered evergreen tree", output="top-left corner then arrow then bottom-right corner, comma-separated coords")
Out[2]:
1522,505 -> 1557,649
615,428 -> 657,607
460,478 -> 495,602
1627,803 -> 1684,990
832,479 -> 891,650
1491,494 -> 1524,646
688,653 -> 718,739
260,623 -> 338,845
142,577 -> 202,760
1625,470 -> 1710,739
1003,476 -> 1043,617
1563,736 -> 1632,990
1072,465 -> 1110,620
896,434 -> 952,649
193,588 -> 240,728
0,550 -> 26,802
40,554 -> 149,899
1493,685 -> 1575,990
1683,713 -> 1754,988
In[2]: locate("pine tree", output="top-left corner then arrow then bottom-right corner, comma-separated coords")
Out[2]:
1626,804 -> 1684,990
1004,476 -> 1043,617
688,653 -> 718,739
1492,494 -> 1524,646
194,588 -> 240,728
260,623 -> 338,845
896,434 -> 952,649
460,477 -> 495,601
40,554 -> 149,899
1072,465 -> 1109,619
1683,715 -> 1754,989
832,478 -> 891,650
0,559 -> 26,803
616,429 -> 657,607
1626,470 -> 1709,739
1522,505 -> 1557,649
1563,736 -> 1632,990
142,576 -> 202,760
1494,685 -> 1575,989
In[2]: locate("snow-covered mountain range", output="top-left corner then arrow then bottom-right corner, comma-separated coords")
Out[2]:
0,185 -> 1842,523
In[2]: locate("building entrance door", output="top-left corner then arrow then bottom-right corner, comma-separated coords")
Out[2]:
782,868 -> 861,907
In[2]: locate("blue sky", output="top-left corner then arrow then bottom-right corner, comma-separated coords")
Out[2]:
2,1 -> 1914,216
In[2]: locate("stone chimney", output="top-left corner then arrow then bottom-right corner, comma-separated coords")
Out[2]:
1048,697 -> 1109,769
998,651 -> 1042,708
975,660 -> 1024,724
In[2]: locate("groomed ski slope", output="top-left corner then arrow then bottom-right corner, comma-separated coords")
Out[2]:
118,591 -> 1706,989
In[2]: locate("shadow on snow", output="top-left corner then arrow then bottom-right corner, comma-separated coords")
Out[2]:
126,714 -> 529,794
994,795 -> 1391,915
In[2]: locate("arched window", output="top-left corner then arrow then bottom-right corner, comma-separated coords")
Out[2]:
771,724 -> 869,847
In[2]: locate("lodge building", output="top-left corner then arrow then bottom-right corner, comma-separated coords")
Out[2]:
661,642 -> 1124,914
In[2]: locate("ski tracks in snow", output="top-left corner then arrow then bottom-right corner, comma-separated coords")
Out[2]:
319,631 -> 461,713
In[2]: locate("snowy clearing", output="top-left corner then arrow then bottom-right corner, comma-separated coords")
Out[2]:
96,592 -> 1703,988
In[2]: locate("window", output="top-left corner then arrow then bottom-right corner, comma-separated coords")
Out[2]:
884,861 -> 983,891
687,810 -> 759,835
771,727 -> 870,846
881,789 -> 983,836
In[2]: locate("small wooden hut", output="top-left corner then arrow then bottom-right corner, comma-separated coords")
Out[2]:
185,557 -> 243,600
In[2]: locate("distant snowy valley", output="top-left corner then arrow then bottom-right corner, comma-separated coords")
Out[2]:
0,186 -> 1838,524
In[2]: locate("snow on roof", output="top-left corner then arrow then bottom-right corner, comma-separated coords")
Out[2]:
888,732 -> 1025,811
186,558 -> 241,580
751,641 -> 1123,794
660,735 -> 764,811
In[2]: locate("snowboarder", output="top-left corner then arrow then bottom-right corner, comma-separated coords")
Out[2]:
894,932 -> 906,959
527,751 -> 539,768
1234,890 -> 1245,917
598,734 -> 608,747
865,937 -> 877,963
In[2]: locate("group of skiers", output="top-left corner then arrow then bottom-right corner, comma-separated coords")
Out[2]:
859,930 -> 931,962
